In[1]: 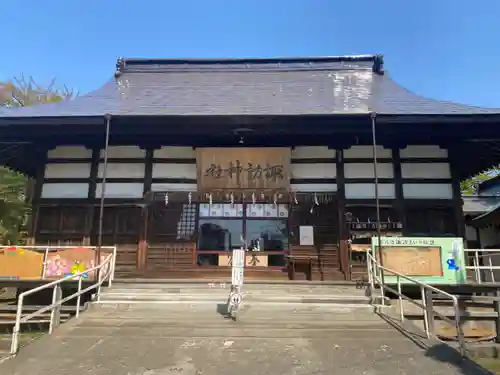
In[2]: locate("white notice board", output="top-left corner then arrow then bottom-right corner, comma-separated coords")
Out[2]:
231,248 -> 245,286
299,226 -> 314,246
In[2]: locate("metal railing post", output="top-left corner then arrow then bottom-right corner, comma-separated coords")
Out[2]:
76,277 -> 83,319
49,285 -> 62,334
453,297 -> 466,357
397,275 -> 404,322
420,285 -> 430,338
41,247 -> 50,279
475,250 -> 481,283
10,295 -> 24,354
424,289 -> 435,336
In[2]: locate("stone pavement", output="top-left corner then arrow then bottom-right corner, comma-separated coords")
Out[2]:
0,303 -> 492,375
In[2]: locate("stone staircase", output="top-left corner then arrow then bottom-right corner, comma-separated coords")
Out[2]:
95,281 -> 378,307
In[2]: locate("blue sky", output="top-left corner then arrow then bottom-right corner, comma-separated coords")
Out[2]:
2,0 -> 499,107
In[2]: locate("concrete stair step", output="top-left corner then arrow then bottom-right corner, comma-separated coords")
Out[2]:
102,288 -> 367,296
97,293 -> 372,304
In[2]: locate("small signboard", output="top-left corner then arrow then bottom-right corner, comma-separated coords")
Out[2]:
231,248 -> 245,286
299,226 -> 314,246
371,237 -> 467,285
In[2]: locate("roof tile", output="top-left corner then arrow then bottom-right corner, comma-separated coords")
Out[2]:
1,55 -> 499,118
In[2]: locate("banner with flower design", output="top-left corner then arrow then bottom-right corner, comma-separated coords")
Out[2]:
45,248 -> 110,280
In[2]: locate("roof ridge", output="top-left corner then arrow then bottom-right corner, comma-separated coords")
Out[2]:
121,55 -> 378,64
114,55 -> 384,77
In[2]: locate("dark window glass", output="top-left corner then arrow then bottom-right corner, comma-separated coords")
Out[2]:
197,219 -> 243,251
246,219 -> 288,251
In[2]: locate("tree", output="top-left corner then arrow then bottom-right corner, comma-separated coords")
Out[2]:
0,75 -> 76,108
461,168 -> 500,195
0,76 -> 75,244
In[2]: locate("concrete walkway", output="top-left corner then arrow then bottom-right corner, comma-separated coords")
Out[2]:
0,303 -> 492,375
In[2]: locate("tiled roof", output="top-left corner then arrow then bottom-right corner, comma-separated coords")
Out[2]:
1,55 -> 499,118
463,196 -> 500,214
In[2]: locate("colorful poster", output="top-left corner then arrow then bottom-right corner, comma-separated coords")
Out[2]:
45,248 -> 111,281
371,237 -> 467,285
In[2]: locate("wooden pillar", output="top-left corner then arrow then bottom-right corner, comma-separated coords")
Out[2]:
85,147 -> 100,246
449,147 -> 466,239
335,148 -> 349,280
138,147 -> 154,270
392,148 -> 407,232
27,148 -> 46,245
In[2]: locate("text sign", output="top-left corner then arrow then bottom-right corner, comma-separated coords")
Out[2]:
231,248 -> 245,286
197,148 -> 291,190
371,237 -> 467,285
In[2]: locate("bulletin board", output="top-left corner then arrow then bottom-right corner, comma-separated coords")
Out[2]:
371,237 -> 467,285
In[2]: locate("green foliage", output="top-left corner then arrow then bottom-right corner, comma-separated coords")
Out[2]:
0,76 -> 75,244
0,75 -> 76,108
461,168 -> 500,195
0,168 -> 31,244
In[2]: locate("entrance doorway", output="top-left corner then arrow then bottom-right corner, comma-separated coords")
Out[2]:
197,203 -> 289,268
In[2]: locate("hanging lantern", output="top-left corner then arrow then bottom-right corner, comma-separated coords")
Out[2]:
314,193 -> 319,206
273,193 -> 277,207
252,192 -> 256,204
294,194 -> 298,205
188,192 -> 192,205
230,192 -> 234,206
164,192 -> 169,206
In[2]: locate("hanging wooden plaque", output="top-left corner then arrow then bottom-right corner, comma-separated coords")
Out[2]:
196,147 -> 291,190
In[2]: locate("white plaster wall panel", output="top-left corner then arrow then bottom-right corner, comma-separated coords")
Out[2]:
401,163 -> 451,179
95,183 -> 144,198
345,183 -> 395,199
154,146 -> 196,159
400,145 -> 448,159
100,146 -> 145,158
291,163 -> 336,179
41,183 -> 89,199
47,146 -> 92,159
151,183 -> 198,192
98,163 -> 145,179
291,146 -> 335,159
290,184 -> 337,192
344,163 -> 394,179
44,163 -> 91,179
152,164 -> 197,179
343,146 -> 392,159
402,183 -> 453,199
465,225 -> 477,241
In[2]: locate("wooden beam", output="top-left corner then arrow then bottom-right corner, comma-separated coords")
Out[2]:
85,147 -> 99,246
29,148 -> 46,245
449,147 -> 466,239
335,149 -> 348,280
392,148 -> 407,234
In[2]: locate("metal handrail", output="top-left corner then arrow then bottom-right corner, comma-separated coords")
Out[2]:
9,249 -> 117,355
464,249 -> 500,284
366,252 -> 467,357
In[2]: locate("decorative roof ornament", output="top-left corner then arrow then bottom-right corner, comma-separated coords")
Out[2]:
114,57 -> 125,78
372,55 -> 384,75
